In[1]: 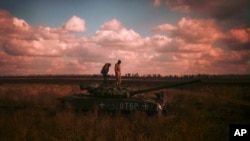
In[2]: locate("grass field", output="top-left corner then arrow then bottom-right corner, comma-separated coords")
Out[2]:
0,78 -> 250,141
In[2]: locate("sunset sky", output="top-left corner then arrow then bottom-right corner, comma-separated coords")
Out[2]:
0,0 -> 250,76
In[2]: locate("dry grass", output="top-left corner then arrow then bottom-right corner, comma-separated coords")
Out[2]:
0,83 -> 249,141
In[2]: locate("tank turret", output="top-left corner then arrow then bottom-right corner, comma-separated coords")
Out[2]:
80,83 -> 130,97
80,79 -> 200,97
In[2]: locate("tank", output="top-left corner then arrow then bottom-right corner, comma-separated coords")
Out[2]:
58,79 -> 200,115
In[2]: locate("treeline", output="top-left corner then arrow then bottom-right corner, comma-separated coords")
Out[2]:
1,73 -> 250,79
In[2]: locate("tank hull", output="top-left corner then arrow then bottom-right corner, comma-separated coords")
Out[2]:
59,95 -> 163,114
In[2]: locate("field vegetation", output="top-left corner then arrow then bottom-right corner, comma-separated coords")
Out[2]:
0,79 -> 249,141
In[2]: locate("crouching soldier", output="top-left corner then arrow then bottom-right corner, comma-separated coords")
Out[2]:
101,63 -> 111,85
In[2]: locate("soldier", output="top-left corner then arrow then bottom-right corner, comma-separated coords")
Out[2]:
115,60 -> 122,86
101,63 -> 111,85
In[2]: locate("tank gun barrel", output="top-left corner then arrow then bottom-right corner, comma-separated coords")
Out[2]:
130,79 -> 200,97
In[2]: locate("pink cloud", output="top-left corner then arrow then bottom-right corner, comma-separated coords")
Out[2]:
174,17 -> 223,44
165,0 -> 191,12
153,0 -> 161,7
149,34 -> 212,54
93,19 -> 144,49
1,9 -> 250,75
207,49 -> 250,73
0,10 -> 32,41
152,23 -> 177,32
13,17 -> 30,31
148,35 -> 172,49
1,12 -> 82,57
221,27 -> 250,50
3,38 -> 68,56
0,10 -> 16,32
62,15 -> 86,32
227,28 -> 250,43
0,51 -> 34,75
165,0 -> 249,29
100,19 -> 123,31
95,29 -> 140,42
152,17 -> 223,46
150,16 -> 249,74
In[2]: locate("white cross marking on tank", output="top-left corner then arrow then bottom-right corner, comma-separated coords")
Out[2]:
142,103 -> 148,110
99,102 -> 105,109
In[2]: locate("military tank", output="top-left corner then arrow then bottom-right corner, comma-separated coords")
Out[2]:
58,79 -> 200,115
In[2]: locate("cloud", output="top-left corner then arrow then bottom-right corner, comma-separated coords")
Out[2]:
206,48 -> 250,73
100,19 -> 123,31
62,15 -> 86,32
0,10 -> 31,40
150,16 -> 250,74
1,9 -> 250,75
155,0 -> 250,55
172,17 -> 223,44
0,10 -> 93,74
152,23 -> 177,32
0,51 -> 35,75
13,17 -> 30,31
93,19 -> 145,49
153,0 -> 161,7
220,28 -> 250,51
0,12 -> 84,57
3,37 -> 68,56
165,0 -> 250,28
152,18 -> 223,48
227,28 -> 250,44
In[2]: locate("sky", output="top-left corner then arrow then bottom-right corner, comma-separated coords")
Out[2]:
0,0 -> 250,76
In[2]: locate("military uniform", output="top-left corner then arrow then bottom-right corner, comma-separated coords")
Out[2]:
115,60 -> 121,86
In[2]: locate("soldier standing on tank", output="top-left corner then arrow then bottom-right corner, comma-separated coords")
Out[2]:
101,63 -> 111,85
115,60 -> 122,86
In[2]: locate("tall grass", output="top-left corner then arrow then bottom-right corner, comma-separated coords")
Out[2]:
0,83 -> 249,141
